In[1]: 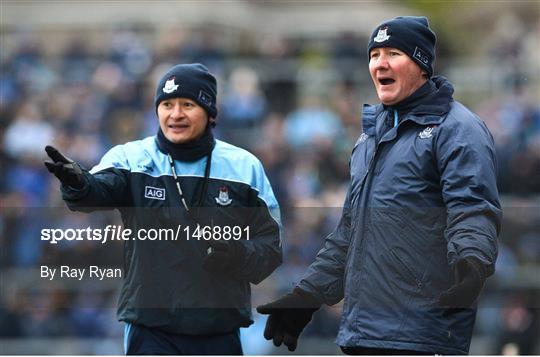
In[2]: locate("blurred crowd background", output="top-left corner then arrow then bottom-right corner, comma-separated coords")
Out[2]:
1,1 -> 539,354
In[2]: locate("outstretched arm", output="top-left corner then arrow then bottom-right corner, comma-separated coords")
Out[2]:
45,145 -> 131,211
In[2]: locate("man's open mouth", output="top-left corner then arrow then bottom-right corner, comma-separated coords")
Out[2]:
379,78 -> 395,85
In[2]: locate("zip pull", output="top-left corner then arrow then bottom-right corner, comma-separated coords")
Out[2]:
393,109 -> 398,128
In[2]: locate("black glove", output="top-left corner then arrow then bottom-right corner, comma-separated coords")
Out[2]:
256,288 -> 321,351
201,239 -> 245,272
439,257 -> 487,310
44,145 -> 85,189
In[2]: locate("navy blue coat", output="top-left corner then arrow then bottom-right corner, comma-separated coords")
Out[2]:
298,77 -> 501,354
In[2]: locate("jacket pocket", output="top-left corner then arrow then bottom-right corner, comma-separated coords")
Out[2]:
389,247 -> 424,290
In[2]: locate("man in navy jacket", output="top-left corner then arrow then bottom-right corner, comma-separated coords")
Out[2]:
258,16 -> 501,355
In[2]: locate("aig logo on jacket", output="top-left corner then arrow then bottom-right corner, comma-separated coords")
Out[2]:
145,186 -> 166,200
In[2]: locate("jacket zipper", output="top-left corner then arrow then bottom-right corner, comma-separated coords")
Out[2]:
353,110 -> 401,292
352,119 -> 385,290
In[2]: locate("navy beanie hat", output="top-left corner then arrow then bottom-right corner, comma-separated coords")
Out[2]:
154,63 -> 218,118
367,16 -> 437,77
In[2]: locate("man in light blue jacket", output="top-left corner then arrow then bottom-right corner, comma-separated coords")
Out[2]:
258,16 -> 501,355
45,63 -> 282,355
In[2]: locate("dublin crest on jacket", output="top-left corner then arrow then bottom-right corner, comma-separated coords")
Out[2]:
418,125 -> 436,139
215,186 -> 232,206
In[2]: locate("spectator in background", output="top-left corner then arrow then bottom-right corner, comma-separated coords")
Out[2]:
4,102 -> 54,161
220,66 -> 268,147
221,66 -> 267,128
283,94 -> 343,149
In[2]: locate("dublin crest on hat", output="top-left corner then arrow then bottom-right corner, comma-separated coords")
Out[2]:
373,27 -> 390,43
162,76 -> 179,94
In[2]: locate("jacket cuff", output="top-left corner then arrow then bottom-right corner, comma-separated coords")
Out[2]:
293,287 -> 324,308
462,256 -> 488,283
61,173 -> 91,201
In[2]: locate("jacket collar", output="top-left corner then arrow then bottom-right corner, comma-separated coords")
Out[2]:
362,75 -> 454,134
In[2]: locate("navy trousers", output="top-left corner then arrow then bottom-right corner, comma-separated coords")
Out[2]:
124,323 -> 243,355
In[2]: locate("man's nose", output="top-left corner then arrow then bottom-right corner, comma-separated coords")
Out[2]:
170,104 -> 185,118
373,55 -> 390,69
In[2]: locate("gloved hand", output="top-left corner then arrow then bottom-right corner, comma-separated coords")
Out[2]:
256,288 -> 321,351
439,257 -> 487,310
202,239 -> 244,272
44,145 -> 85,189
